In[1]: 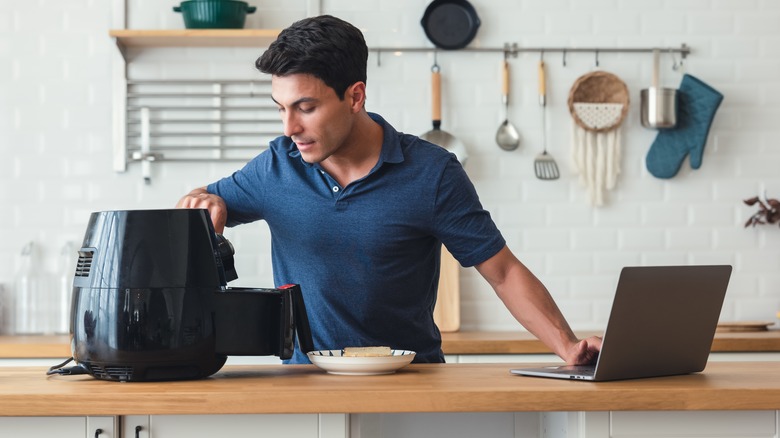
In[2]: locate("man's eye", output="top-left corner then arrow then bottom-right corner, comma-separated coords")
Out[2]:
299,107 -> 315,113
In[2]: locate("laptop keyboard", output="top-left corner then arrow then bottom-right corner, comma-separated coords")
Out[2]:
547,365 -> 596,376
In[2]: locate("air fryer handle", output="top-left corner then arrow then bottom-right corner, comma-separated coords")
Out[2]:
280,284 -> 315,354
214,233 -> 238,283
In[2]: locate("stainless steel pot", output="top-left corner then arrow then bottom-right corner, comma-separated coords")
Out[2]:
640,50 -> 678,129
640,87 -> 677,129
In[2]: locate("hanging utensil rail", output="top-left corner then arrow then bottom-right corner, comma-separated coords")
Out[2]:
370,43 -> 690,66
115,46 -> 692,180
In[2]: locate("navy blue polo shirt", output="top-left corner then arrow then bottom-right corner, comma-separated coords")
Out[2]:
207,113 -> 505,363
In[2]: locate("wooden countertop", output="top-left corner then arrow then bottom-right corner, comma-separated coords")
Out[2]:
0,335 -> 71,358
1,362 -> 780,416
440,329 -> 780,354
2,330 -> 780,359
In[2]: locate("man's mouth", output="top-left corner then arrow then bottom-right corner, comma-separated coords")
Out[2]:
294,138 -> 315,150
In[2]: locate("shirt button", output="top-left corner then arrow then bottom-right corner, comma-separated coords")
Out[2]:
332,186 -> 339,193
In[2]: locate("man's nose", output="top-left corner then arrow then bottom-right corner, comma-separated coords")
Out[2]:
282,112 -> 301,138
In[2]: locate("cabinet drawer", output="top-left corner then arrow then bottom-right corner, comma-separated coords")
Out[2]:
610,411 -> 777,437
149,414 -> 319,437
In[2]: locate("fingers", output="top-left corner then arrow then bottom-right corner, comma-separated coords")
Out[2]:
209,208 -> 227,234
176,189 -> 227,234
581,336 -> 602,364
587,336 -> 603,351
177,191 -> 214,209
566,337 -> 603,365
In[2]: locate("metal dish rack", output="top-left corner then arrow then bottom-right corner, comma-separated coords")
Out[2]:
124,79 -> 282,182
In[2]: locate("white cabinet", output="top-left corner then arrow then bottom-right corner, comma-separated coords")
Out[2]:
351,412 -> 541,438
122,414 -> 347,438
0,416 -> 116,438
5,412 -> 774,438
578,411 -> 779,438
350,411 -> 780,438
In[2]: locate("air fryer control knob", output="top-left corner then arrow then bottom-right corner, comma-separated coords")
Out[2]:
215,233 -> 238,282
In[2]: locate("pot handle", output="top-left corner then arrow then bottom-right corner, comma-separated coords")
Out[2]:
246,6 -> 257,13
173,6 -> 181,12
652,49 -> 660,88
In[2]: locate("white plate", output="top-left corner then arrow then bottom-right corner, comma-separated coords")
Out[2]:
307,350 -> 416,376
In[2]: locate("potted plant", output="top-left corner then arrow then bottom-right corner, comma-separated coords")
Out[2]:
743,195 -> 780,228
743,194 -> 780,321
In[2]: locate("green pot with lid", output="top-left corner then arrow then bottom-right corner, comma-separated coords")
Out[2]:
173,0 -> 257,29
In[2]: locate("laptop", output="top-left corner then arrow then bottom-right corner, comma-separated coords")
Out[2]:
511,265 -> 732,382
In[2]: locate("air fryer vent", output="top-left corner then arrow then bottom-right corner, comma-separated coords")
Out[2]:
90,364 -> 134,381
75,251 -> 94,277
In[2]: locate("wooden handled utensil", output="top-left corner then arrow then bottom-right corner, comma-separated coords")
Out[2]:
534,59 -> 560,180
495,58 -> 520,151
421,64 -> 468,165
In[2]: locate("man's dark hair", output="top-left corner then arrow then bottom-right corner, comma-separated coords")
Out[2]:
256,15 -> 368,100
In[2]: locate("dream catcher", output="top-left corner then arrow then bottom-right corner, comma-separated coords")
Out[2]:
568,71 -> 630,206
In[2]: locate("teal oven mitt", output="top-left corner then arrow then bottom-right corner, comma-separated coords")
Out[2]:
645,74 -> 723,179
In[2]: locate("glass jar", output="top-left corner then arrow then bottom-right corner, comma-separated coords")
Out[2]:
14,242 -> 44,335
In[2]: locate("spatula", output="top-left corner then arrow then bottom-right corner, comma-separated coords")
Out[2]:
421,64 -> 468,165
534,59 -> 560,180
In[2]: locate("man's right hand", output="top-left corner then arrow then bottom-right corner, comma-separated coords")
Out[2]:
176,187 -> 228,234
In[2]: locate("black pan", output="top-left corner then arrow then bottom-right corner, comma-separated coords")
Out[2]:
421,0 -> 481,50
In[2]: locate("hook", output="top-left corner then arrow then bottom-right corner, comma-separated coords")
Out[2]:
594,50 -> 600,67
562,49 -> 567,67
669,48 -> 679,71
680,43 -> 690,60
540,49 -> 544,62
376,50 -> 382,67
503,42 -> 510,61
432,50 -> 439,72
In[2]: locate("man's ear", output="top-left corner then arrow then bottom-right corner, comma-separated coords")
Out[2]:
346,81 -> 367,113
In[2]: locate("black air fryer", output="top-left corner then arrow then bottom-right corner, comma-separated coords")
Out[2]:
63,209 -> 313,382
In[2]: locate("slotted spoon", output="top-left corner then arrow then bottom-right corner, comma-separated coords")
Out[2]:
534,59 -> 560,180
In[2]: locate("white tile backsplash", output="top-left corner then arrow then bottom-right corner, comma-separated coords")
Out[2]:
0,0 -> 779,334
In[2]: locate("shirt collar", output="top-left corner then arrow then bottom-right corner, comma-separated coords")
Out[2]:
370,112 -> 405,165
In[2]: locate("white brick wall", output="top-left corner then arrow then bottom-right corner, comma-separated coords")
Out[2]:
1,0 -> 778,333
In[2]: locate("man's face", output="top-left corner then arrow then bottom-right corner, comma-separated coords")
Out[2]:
271,73 -> 357,164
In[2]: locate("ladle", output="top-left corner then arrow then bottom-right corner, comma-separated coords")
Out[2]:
495,57 -> 520,151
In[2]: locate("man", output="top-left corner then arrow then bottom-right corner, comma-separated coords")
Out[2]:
177,15 -> 601,365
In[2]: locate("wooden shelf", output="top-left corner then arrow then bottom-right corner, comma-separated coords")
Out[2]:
109,29 -> 280,49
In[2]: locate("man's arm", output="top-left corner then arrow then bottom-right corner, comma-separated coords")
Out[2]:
176,186 -> 228,234
475,245 -> 601,365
